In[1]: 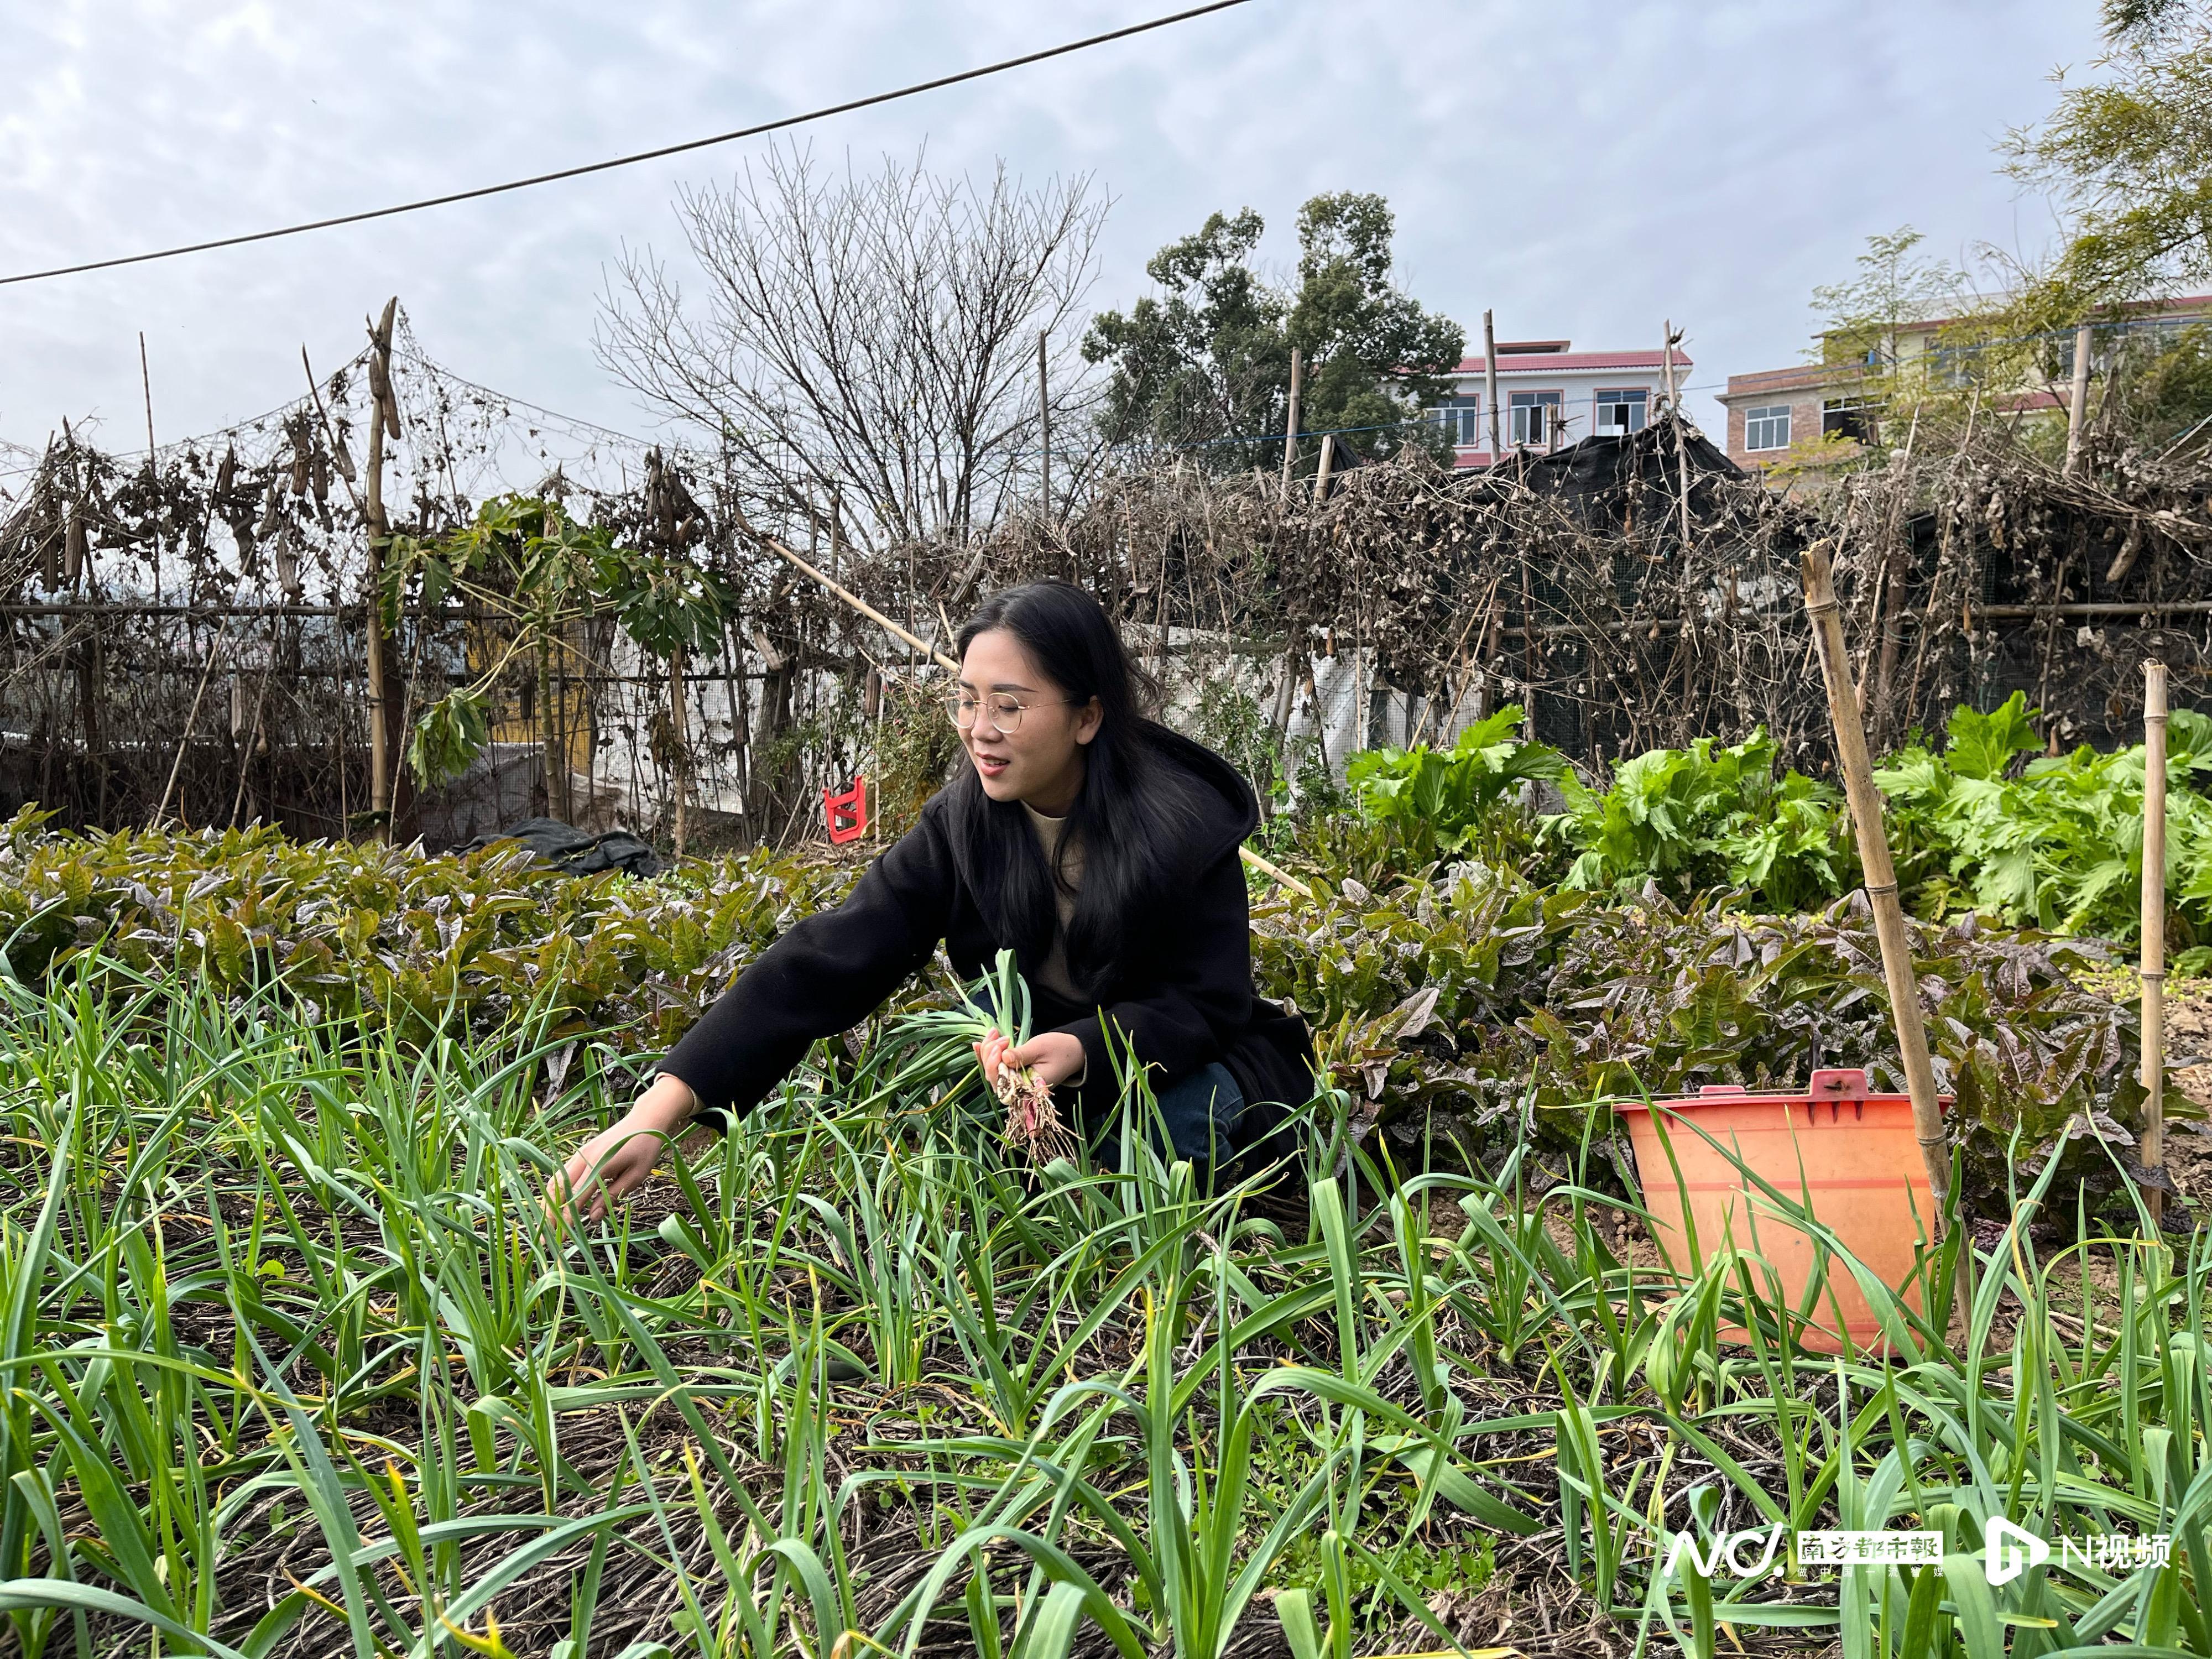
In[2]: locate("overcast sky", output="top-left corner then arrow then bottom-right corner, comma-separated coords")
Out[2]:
1,0 -> 2106,467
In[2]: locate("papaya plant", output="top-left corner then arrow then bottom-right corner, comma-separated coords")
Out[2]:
379,494 -> 735,791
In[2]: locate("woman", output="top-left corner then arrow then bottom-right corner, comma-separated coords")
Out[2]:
553,580 -> 1314,1220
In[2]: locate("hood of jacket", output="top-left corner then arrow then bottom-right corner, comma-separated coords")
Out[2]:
1146,725 -> 1260,870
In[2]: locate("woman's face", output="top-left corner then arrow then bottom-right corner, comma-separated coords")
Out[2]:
957,628 -> 1102,812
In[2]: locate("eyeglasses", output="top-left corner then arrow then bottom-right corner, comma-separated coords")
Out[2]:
942,692 -> 1078,732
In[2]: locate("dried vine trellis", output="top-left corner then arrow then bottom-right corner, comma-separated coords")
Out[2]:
6,312 -> 2211,851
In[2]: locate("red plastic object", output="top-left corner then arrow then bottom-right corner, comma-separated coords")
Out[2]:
1617,1068 -> 1952,1355
823,776 -> 869,844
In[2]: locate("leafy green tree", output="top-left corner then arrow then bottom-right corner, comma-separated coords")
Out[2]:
2004,0 -> 2212,304
1083,192 -> 1463,471
1811,227 -> 1963,371
1980,2 -> 2212,450
1083,208 -> 1284,463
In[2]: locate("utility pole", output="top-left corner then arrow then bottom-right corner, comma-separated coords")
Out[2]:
1037,328 -> 1052,522
363,297 -> 400,843
1483,310 -> 1502,462
1280,347 -> 1303,500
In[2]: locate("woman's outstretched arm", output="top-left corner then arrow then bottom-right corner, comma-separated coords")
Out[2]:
547,807 -> 956,1219
553,1072 -> 701,1222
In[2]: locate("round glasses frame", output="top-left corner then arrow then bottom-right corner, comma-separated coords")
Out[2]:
943,693 -> 1079,733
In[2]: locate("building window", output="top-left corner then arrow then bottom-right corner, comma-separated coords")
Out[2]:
1509,390 -> 1562,446
1822,398 -> 1873,442
1744,405 -> 1791,451
1593,388 -> 1647,436
1430,399 -> 1481,446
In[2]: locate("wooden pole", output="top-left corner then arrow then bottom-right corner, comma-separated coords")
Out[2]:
1801,541 -> 1952,1229
1482,310 -> 1502,463
1037,329 -> 1051,525
1867,405 -> 1923,737
669,642 -> 690,860
1270,650 -> 1301,749
2142,660 -> 2169,1228
1280,347 -> 1303,501
138,332 -> 156,461
140,332 -> 161,608
1268,426 -> 1333,753
2064,322 -> 2095,477
1665,321 -> 1693,553
363,298 -> 400,842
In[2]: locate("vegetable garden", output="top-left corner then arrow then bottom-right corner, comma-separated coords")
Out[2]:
9,302 -> 2212,1657
3,715 -> 2209,1657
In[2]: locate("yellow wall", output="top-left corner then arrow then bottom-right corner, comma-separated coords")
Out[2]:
466,618 -> 595,774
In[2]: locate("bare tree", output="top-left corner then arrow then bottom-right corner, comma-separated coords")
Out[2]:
597,145 -> 1108,560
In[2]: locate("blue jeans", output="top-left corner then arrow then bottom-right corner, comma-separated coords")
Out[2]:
1140,1061 -> 1248,1166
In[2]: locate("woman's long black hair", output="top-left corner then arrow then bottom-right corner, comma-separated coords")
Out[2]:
947,581 -> 1212,997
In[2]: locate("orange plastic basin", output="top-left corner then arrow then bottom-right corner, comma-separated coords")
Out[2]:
1618,1068 -> 1948,1355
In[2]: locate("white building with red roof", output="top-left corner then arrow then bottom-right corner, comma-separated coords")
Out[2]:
1429,338 -> 1692,467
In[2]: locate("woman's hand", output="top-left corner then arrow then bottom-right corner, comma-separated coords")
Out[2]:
548,1073 -> 701,1225
973,1029 -> 1086,1089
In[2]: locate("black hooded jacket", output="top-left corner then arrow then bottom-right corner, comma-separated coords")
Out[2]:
659,731 -> 1317,1141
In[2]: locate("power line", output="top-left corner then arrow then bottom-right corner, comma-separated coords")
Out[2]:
1,0 -> 1255,289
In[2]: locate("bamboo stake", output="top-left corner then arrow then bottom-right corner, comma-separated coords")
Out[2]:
1280,347 -> 1303,501
140,331 -> 160,608
1238,845 -> 1311,900
1800,541 -> 1952,1229
751,525 -> 957,671
669,641 -> 690,860
151,588 -> 243,830
363,297 -> 400,842
2064,322 -> 2094,476
2142,660 -> 2169,1229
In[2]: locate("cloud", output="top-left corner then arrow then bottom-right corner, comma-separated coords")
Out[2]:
0,0 -> 2102,462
